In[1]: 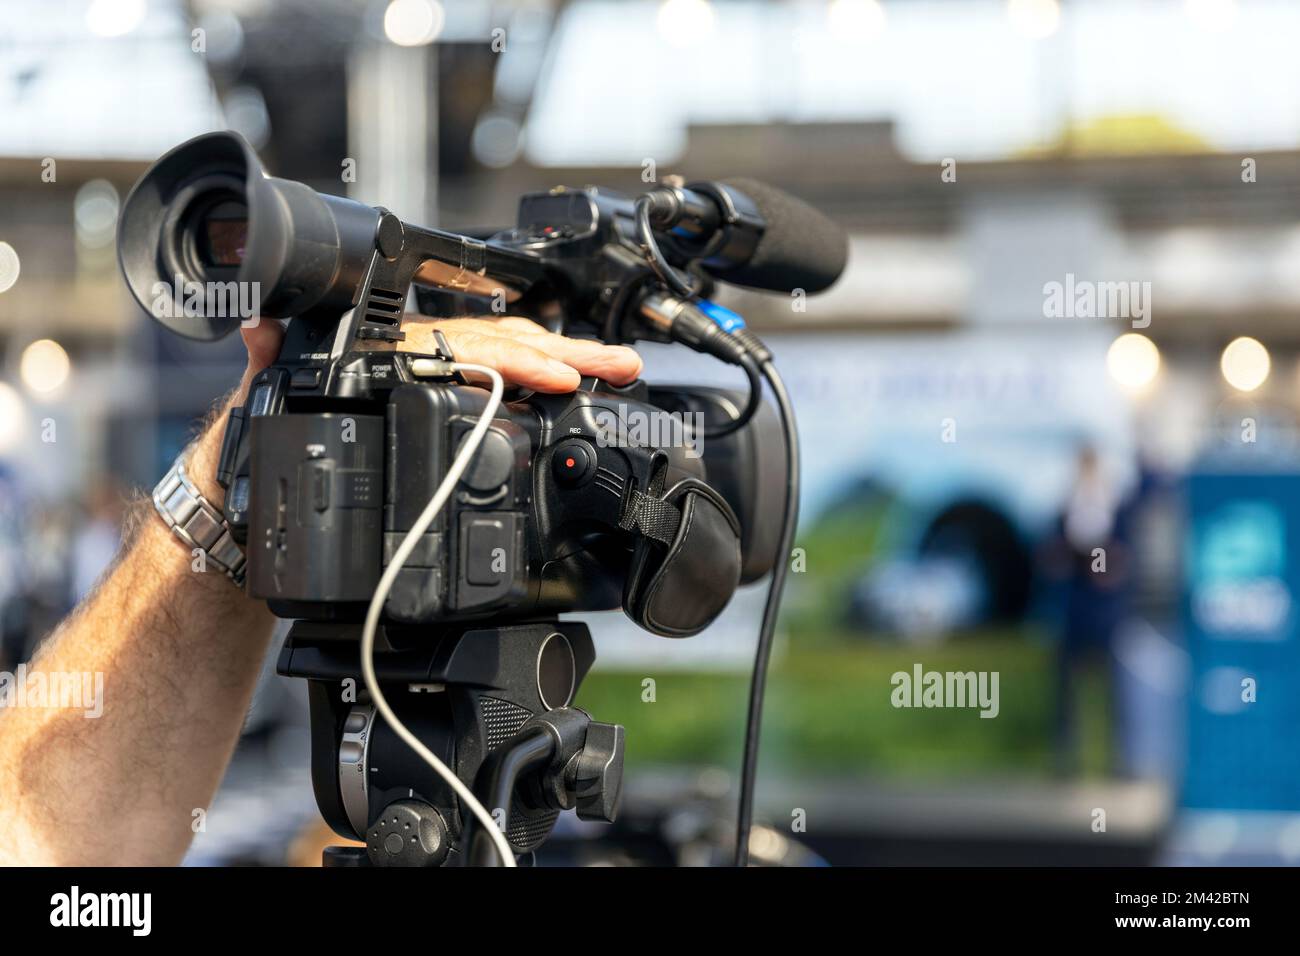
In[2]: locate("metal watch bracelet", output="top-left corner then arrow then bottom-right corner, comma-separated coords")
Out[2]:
152,452 -> 246,586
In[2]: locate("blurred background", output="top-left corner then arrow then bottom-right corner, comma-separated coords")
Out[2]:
3,0 -> 1300,866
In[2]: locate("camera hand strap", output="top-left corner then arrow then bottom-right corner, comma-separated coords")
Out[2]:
618,490 -> 681,546
618,464 -> 743,637
618,456 -> 678,545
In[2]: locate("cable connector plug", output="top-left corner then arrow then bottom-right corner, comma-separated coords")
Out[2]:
407,357 -> 459,380
637,292 -> 750,366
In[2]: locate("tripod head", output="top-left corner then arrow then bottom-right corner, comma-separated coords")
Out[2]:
282,618 -> 622,866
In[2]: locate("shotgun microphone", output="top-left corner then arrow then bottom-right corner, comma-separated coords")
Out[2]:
644,178 -> 848,295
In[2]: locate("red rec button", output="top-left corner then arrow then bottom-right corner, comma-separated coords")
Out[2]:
552,439 -> 595,487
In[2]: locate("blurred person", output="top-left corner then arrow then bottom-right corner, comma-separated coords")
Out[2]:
0,478 -> 75,668
21,505 -> 78,659
70,485 -> 127,604
0,468 -> 26,669
0,316 -> 643,865
1043,446 -> 1134,778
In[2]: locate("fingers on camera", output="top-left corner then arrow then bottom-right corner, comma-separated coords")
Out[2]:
446,330 -> 581,393
437,324 -> 642,391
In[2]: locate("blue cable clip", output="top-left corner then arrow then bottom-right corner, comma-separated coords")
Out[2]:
695,298 -> 746,333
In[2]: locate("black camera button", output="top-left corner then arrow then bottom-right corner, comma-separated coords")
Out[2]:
305,460 -> 331,512
290,368 -> 322,389
552,439 -> 595,487
464,517 -> 509,587
459,428 -> 514,491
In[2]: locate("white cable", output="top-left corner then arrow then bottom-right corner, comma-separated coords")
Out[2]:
359,362 -> 516,867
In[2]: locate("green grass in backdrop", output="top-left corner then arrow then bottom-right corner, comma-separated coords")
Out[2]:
574,632 -> 1113,779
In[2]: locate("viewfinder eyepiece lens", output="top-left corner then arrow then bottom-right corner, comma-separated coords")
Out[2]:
197,200 -> 248,268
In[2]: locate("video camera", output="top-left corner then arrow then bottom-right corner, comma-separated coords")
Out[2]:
118,131 -> 845,866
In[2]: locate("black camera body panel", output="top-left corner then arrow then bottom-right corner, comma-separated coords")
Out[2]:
221,349 -> 764,635
246,409 -> 385,603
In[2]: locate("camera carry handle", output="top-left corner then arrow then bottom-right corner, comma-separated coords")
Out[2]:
340,210 -> 544,352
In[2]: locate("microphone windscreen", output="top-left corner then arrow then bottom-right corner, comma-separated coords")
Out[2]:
710,178 -> 848,295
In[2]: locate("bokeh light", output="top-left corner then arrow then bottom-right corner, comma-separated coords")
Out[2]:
1106,333 -> 1161,392
0,241 -> 19,293
20,339 -> 72,395
383,0 -> 445,47
74,180 -> 121,249
0,382 -> 26,452
1220,336 -> 1270,392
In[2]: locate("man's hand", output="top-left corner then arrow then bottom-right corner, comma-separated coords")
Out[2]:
242,314 -> 642,400
0,313 -> 640,866
400,316 -> 643,392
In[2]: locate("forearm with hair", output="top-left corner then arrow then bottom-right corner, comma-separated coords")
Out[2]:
0,376 -> 276,865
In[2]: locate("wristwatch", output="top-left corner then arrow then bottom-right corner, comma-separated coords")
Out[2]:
152,451 -> 246,586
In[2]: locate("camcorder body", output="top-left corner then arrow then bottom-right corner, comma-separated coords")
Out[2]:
119,131 -> 788,639
117,131 -> 842,864
234,362 -> 781,636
